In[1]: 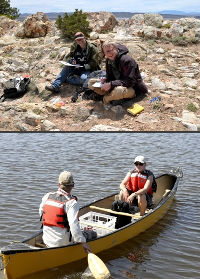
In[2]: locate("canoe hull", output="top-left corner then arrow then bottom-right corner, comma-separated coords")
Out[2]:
1,172 -> 181,279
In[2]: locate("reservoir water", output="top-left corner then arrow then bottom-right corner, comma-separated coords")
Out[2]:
0,133 -> 199,279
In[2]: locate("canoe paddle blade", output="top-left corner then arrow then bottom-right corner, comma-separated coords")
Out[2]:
88,253 -> 110,279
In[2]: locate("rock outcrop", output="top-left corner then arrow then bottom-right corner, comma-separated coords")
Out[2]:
0,16 -> 19,36
15,12 -> 52,38
86,12 -> 118,33
0,12 -> 199,131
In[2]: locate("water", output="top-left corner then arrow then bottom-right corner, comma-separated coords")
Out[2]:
0,133 -> 199,279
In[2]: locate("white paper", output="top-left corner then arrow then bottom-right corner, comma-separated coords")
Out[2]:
92,82 -> 102,88
60,61 -> 83,67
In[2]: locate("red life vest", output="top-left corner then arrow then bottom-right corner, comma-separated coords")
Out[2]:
126,170 -> 153,195
42,193 -> 76,229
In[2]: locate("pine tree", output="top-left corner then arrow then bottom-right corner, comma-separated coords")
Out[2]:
0,0 -> 20,19
56,9 -> 91,39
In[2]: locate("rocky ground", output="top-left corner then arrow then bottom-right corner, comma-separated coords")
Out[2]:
0,12 -> 200,131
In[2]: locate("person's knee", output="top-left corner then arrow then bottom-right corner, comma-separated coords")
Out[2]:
138,194 -> 147,205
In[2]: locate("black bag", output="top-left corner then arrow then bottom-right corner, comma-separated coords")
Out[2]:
152,175 -> 157,193
0,77 -> 30,102
111,200 -> 132,229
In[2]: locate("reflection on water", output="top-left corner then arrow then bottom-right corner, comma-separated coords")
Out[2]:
0,133 -> 200,279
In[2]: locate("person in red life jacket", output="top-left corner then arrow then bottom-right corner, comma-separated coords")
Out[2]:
119,156 -> 157,216
39,171 -> 91,252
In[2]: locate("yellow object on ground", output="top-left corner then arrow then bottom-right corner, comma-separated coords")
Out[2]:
127,104 -> 144,116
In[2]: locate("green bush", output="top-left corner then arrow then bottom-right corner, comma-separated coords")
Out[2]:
187,103 -> 198,112
172,36 -> 188,46
0,0 -> 19,19
163,23 -> 171,29
172,35 -> 199,46
56,9 -> 91,39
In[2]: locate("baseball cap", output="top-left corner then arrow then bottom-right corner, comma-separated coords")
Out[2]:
59,171 -> 74,186
74,32 -> 85,40
134,155 -> 145,164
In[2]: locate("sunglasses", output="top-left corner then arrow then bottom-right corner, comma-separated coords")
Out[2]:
134,162 -> 144,166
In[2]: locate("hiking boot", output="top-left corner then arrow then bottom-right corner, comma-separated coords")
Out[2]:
45,85 -> 60,93
71,91 -> 79,102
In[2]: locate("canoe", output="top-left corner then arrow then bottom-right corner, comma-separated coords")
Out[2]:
0,168 -> 183,279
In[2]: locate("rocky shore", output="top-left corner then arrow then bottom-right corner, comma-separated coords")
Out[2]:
0,12 -> 200,131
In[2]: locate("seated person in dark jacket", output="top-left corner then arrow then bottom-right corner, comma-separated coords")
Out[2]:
88,41 -> 148,104
45,32 -> 100,93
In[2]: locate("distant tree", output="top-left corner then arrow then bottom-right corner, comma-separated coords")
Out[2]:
0,0 -> 20,19
56,9 -> 91,39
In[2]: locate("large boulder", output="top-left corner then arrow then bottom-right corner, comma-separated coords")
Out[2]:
144,13 -> 163,27
86,12 -> 118,33
0,16 -> 19,36
176,17 -> 200,31
15,12 -> 52,38
128,13 -> 163,28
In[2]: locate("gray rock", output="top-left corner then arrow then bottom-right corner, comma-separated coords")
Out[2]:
182,122 -> 198,131
90,124 -> 121,131
41,120 -> 57,131
182,78 -> 198,89
182,110 -> 200,124
74,107 -> 91,121
144,13 -> 163,27
151,77 -> 166,90
24,112 -> 41,126
110,105 -> 125,117
136,113 -> 159,123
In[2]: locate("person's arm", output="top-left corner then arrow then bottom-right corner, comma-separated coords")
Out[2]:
110,58 -> 139,89
127,175 -> 153,203
65,43 -> 76,62
84,43 -> 100,71
67,200 -> 91,253
120,172 -> 131,201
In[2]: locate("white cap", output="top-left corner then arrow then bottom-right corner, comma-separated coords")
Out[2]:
134,155 -> 145,164
58,171 -> 74,186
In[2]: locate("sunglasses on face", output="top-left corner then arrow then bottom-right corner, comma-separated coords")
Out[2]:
134,162 -> 144,166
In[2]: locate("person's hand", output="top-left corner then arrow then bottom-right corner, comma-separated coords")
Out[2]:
101,82 -> 111,91
123,188 -> 129,201
82,243 -> 92,253
127,193 -> 136,204
100,77 -> 106,83
71,58 -> 76,65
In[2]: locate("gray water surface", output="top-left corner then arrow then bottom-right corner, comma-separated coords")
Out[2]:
0,133 -> 199,279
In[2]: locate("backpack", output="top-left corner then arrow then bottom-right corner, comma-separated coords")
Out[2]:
0,76 -> 30,102
111,200 -> 132,229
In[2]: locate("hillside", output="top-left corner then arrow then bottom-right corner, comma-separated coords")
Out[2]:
18,11 -> 200,21
0,12 -> 200,131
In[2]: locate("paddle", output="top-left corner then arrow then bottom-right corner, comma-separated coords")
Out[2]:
87,252 -> 111,279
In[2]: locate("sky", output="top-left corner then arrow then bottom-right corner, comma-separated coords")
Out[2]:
10,0 -> 200,14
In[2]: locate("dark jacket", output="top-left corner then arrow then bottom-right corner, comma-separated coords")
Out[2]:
106,44 -> 147,93
65,41 -> 100,72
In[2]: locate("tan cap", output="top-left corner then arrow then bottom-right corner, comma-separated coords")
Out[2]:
134,155 -> 145,164
58,171 -> 74,186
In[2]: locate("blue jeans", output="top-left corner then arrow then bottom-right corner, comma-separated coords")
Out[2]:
52,66 -> 90,89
